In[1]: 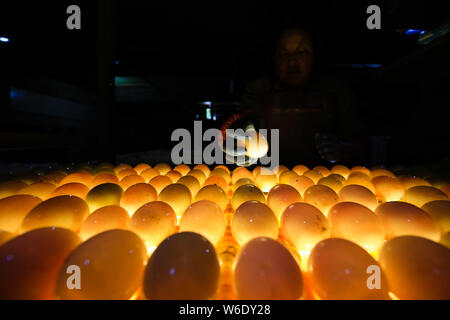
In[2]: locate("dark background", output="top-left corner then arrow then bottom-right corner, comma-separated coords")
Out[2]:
0,0 -> 449,169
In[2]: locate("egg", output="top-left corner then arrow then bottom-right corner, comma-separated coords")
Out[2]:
338,185 -> 378,211
372,176 -> 405,202
346,176 -> 376,194
375,202 -> 440,242
398,176 -> 431,190
0,180 -> 27,199
231,167 -> 254,185
158,184 -> 192,221
233,237 -> 303,300
95,162 -> 114,171
370,168 -> 396,179
117,169 -> 138,181
233,178 -> 255,192
114,164 -> 133,174
86,183 -> 123,212
441,232 -> 450,248
140,168 -> 159,183
193,164 -> 211,178
273,165 -> 289,179
143,232 -> 220,300
331,165 -> 350,179
17,182 -> 56,200
50,182 -> 89,200
164,170 -> 182,183
292,165 -> 309,176
187,169 -> 207,185
231,201 -> 279,246
215,165 -> 231,175
308,238 -> 390,300
195,185 -> 228,211
55,230 -> 147,300
21,195 -> 90,233
173,164 -> 191,176
0,195 -> 42,233
278,170 -> 299,185
421,200 -> 450,234
210,168 -> 231,185
440,185 -> 450,198
59,171 -> 93,187
89,173 -> 119,189
154,163 -> 172,175
149,175 -> 172,194
267,184 -> 302,221
328,202 -> 385,253
134,163 -> 151,175
379,236 -> 450,300
129,201 -> 177,252
0,227 -> 81,299
303,170 -> 323,184
180,200 -> 225,245
351,166 -> 371,176
288,175 -> 314,197
177,175 -> 201,197
255,171 -> 277,193
313,166 -> 331,177
80,206 -> 130,241
304,185 -> 338,216
0,230 -> 14,247
232,184 -> 266,210
119,175 -> 145,191
348,171 -> 371,181
204,175 -> 229,193
120,183 -> 158,216
318,176 -> 344,193
402,186 -> 448,208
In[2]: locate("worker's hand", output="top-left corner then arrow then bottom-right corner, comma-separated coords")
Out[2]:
315,132 -> 341,164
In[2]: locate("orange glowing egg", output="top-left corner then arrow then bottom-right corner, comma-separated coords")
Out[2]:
195,185 -> 228,212
17,182 -> 56,200
304,185 -> 339,216
376,201 -> 440,242
40,171 -> 67,185
273,165 -> 289,179
288,175 -> 314,197
233,237 -> 303,300
267,184 -> 302,221
231,167 -> 253,185
370,168 -> 396,179
351,166 -> 371,176
134,163 -> 151,175
0,195 -> 42,233
0,180 -> 27,199
119,175 -> 145,191
0,228 -> 81,300
0,230 -> 14,247
50,182 -> 89,200
149,175 -> 173,194
180,200 -> 226,245
177,175 -> 201,197
143,232 -> 221,300
421,200 -> 450,234
215,165 -> 231,174
231,201 -> 279,246
255,171 -> 277,193
372,176 -> 405,202
303,170 -> 323,184
232,184 -> 266,210
165,170 -> 183,183
308,238 -> 390,300
292,165 -> 309,176
21,195 -> 89,233
402,186 -> 448,208
440,185 -> 450,198
348,171 -> 371,181
318,176 -> 344,193
338,185 -> 378,211
154,163 -> 171,175
281,202 -> 330,255
331,165 -> 350,179
346,176 -> 376,194
80,206 -> 130,241
245,131 -> 269,159
173,164 -> 191,176
398,176 -> 431,190
279,170 -> 299,185
193,164 -> 211,178
204,175 -> 228,193
120,183 -> 158,216
130,201 -> 177,251
252,166 -> 264,177
140,168 -> 159,183
158,184 -> 192,220
210,168 -> 231,185
86,183 -> 123,212
96,162 -> 115,171
55,230 -> 147,300
379,236 -> 450,300
328,202 -> 385,253
313,166 -> 331,177
188,169 -> 207,185
114,164 -> 133,174
90,173 -> 120,189
233,178 -> 255,192
117,168 -> 138,181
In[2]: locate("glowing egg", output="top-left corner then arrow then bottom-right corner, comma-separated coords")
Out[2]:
376,202 -> 440,241
80,206 -> 130,241
130,201 -> 177,251
379,236 -> 450,300
346,176 -> 376,194
329,202 -> 385,253
40,171 -> 67,185
331,165 -> 350,179
252,166 -> 264,177
398,176 -> 431,190
119,175 -> 145,191
273,165 -> 289,179
180,200 -> 226,245
95,162 -> 114,171
188,169 -> 207,185
370,168 -> 396,179
372,176 -> 405,202
193,164 -> 211,177
134,163 -> 151,175
233,178 -> 255,192
231,201 -> 278,246
215,165 -> 231,174
93,168 -> 115,177
441,185 -> 450,198
402,186 -> 448,208
0,180 -> 27,199
304,185 -> 338,216
177,175 -> 201,197
279,170 -> 299,185
0,195 -> 42,233
421,200 -> 450,234
55,230 -> 147,300
204,175 -> 228,193
309,238 -> 390,300
59,171 -> 93,187
21,195 -> 89,233
117,168 -> 138,181
195,185 -> 228,212
267,184 -> 302,221
231,167 -> 253,185
114,164 -> 133,174
210,168 -> 231,185
338,185 -> 377,211
245,131 -> 269,159
292,165 -> 309,176
233,237 -> 303,300
348,171 -> 371,181
351,166 -> 371,176
313,166 -> 331,177
154,163 -> 171,175
149,175 -> 172,194
158,184 -> 192,220
17,182 -> 56,200
232,184 -> 266,210
0,230 -> 14,247
173,164 -> 191,176
143,232 -> 220,300
255,171 -> 277,193
50,183 -> 89,200
318,176 -> 344,193
0,228 -> 81,300
120,183 -> 158,216
140,168 -> 159,183
288,175 -> 314,197
281,202 -> 330,255
90,173 -> 119,189
303,170 -> 323,184
165,170 -> 182,183
86,183 -> 123,212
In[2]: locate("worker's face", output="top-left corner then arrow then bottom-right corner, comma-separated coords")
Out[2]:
275,32 -> 314,88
